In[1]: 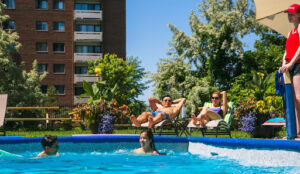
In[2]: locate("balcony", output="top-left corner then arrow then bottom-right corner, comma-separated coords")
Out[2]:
74,96 -> 89,105
74,32 -> 103,41
74,53 -> 102,62
74,10 -> 102,20
74,74 -> 97,84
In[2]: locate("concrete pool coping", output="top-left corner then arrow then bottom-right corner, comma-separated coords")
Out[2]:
1,135 -> 300,152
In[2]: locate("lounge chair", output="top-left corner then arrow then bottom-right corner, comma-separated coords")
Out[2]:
0,94 -> 8,136
187,102 -> 235,138
132,104 -> 187,136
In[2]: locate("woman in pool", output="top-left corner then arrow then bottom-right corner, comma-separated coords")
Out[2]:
280,4 -> 300,138
134,129 -> 158,155
191,91 -> 228,127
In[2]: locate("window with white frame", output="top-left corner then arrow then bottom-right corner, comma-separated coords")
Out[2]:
75,45 -> 100,53
53,22 -> 64,31
53,64 -> 65,74
38,64 -> 48,73
74,3 -> 100,10
75,66 -> 88,74
36,42 -> 48,52
36,0 -> 47,9
53,0 -> 64,10
4,0 -> 15,9
55,85 -> 65,95
3,20 -> 15,30
53,43 -> 65,52
75,87 -> 85,95
75,25 -> 100,32
36,21 -> 48,31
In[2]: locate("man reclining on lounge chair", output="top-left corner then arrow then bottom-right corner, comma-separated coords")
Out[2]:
130,95 -> 186,128
191,91 -> 228,127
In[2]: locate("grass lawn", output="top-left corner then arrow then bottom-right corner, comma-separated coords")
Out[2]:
5,126 -> 286,138
5,128 -> 253,138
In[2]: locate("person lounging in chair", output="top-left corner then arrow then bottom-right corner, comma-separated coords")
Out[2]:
130,95 -> 186,128
191,91 -> 228,127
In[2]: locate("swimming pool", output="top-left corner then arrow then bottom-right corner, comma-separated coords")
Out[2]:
1,135 -> 300,173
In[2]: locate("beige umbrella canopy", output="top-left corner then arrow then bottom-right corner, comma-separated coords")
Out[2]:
254,0 -> 300,38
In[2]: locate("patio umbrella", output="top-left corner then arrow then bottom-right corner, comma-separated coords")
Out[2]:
254,0 -> 300,37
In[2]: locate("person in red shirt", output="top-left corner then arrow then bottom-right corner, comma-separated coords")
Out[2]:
280,4 -> 300,138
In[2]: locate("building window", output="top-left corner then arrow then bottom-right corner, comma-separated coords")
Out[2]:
74,3 -> 100,11
38,64 -> 48,73
53,0 -> 64,10
53,43 -> 64,52
36,42 -> 48,52
75,45 -> 100,53
75,87 -> 85,96
3,0 -> 15,9
75,25 -> 100,32
53,64 -> 65,74
36,0 -> 47,9
75,66 -> 88,74
3,20 -> 15,30
55,85 -> 65,95
53,22 -> 64,31
40,85 -> 48,94
36,21 -> 48,31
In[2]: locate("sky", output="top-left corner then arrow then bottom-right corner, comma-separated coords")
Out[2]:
126,0 -> 257,103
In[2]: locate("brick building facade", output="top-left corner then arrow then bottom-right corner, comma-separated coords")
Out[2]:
3,0 -> 126,106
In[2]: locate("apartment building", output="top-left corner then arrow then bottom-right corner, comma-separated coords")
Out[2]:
3,0 -> 126,106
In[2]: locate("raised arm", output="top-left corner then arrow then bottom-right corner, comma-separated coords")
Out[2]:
148,97 -> 161,112
173,98 -> 186,115
220,91 -> 228,114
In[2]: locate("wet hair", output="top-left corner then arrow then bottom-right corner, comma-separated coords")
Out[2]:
161,95 -> 172,101
41,135 -> 57,149
140,129 -> 157,151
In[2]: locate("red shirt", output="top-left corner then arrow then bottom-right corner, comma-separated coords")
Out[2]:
285,25 -> 300,63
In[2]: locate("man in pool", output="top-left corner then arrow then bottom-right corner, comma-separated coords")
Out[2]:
38,135 -> 60,157
130,95 -> 186,128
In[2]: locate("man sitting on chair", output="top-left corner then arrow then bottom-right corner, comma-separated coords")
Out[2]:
191,91 -> 228,127
130,95 -> 186,128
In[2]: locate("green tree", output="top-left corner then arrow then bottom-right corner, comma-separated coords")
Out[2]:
151,57 -> 210,115
0,2 -> 47,107
167,0 -> 256,89
87,54 -> 148,115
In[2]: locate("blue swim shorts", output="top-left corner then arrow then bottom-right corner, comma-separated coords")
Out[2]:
151,111 -> 170,119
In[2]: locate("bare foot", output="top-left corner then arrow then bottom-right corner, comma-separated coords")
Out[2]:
130,115 -> 141,127
148,116 -> 154,128
200,119 -> 206,127
191,114 -> 198,125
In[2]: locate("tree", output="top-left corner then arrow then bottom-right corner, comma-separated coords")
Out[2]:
167,0 -> 256,89
151,57 -> 210,114
87,54 -> 148,115
0,2 -> 47,107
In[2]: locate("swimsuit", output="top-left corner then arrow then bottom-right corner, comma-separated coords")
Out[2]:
151,111 -> 170,119
208,107 -> 223,119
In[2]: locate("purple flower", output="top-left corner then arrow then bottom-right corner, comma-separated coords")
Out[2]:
238,111 -> 257,134
98,113 -> 114,134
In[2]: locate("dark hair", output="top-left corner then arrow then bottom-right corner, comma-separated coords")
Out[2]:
161,95 -> 172,101
141,129 -> 156,151
41,135 -> 57,149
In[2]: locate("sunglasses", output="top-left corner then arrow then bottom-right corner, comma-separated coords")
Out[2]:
164,99 -> 172,102
211,97 -> 219,100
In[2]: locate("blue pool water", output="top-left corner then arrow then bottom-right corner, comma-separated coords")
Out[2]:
0,136 -> 300,173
